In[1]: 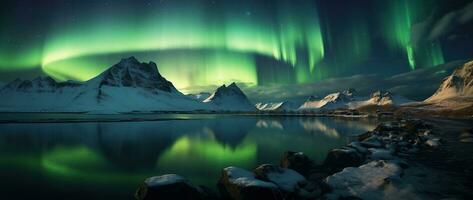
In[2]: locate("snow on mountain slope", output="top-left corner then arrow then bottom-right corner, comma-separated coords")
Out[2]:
186,92 -> 211,102
203,82 -> 256,111
425,60 -> 473,102
255,101 -> 299,112
298,90 -> 354,111
348,91 -> 413,109
0,57 -> 212,113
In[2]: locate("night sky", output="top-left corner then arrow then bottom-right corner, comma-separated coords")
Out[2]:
1,0 -> 472,91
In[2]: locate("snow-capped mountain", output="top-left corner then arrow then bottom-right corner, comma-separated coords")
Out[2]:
348,90 -> 412,109
203,83 -> 256,111
255,101 -> 299,112
298,90 -> 354,111
425,60 -> 473,102
0,57 -> 212,113
89,56 -> 180,94
186,92 -> 211,102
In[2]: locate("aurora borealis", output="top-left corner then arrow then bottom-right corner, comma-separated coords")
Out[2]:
1,0 -> 472,90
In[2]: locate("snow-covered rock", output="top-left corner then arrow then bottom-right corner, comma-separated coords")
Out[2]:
204,82 -> 256,111
368,148 -> 394,160
325,160 -> 403,200
426,60 -> 473,102
218,166 -> 283,200
135,174 -> 213,200
0,57 -> 213,113
143,174 -> 188,187
253,164 -> 306,193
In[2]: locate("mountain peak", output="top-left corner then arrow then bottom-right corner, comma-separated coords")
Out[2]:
426,60 -> 473,102
228,82 -> 238,88
92,57 -> 178,93
119,56 -> 139,64
203,83 -> 255,111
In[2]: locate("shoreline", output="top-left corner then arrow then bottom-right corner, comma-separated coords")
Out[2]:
134,117 -> 473,200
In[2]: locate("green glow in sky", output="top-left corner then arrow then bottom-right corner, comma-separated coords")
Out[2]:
0,0 -> 455,86
382,0 -> 444,69
35,0 -> 325,87
383,0 -> 416,69
42,50 -> 259,89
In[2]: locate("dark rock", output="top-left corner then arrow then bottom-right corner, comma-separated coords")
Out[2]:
323,148 -> 365,172
196,185 -> 220,200
347,142 -> 369,154
374,122 -> 402,132
218,166 -> 283,200
360,136 -> 383,148
357,131 -> 373,141
280,151 -> 314,177
402,119 -> 431,134
135,174 -> 206,200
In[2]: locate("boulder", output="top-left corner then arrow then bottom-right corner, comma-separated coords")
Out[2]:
360,136 -> 383,148
218,166 -> 283,200
357,131 -> 373,142
253,164 -> 307,193
280,151 -> 314,177
374,122 -> 402,132
402,119 -> 431,134
135,174 -> 207,200
324,160 -> 404,200
347,142 -> 368,154
368,148 -> 394,160
323,148 -> 365,172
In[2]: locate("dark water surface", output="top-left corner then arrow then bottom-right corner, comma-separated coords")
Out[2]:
0,114 -> 377,199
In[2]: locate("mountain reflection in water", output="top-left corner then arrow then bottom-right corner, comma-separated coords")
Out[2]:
0,114 -> 376,200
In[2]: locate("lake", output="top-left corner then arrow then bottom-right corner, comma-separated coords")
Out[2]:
0,114 -> 377,199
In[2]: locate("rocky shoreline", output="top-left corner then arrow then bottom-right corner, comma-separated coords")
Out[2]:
135,118 -> 442,200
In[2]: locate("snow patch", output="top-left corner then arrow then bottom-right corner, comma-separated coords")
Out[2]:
325,160 -> 403,200
145,174 -> 187,187
223,167 -> 278,188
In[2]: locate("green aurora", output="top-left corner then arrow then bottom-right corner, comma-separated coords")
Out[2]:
0,0 -> 461,90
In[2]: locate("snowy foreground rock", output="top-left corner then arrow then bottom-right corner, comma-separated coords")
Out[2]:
325,160 -> 403,200
321,119 -> 440,199
135,174 -> 217,200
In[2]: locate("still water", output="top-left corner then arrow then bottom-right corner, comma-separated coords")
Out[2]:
0,114 -> 377,199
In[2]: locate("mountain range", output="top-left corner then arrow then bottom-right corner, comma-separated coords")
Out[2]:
1,57 -> 471,116
0,57 -> 253,113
